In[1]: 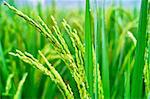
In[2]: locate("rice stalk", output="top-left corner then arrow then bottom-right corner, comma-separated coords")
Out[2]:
93,48 -> 104,99
112,20 -> 137,69
0,41 -> 8,81
13,73 -> 28,99
112,31 -> 136,98
144,44 -> 150,98
62,20 -> 89,98
93,0 -> 99,98
2,74 -> 14,96
144,12 -> 150,98
131,0 -> 148,98
101,0 -> 110,98
38,14 -> 88,99
97,64 -> 104,99
63,22 -> 85,58
85,0 -> 93,98
124,54 -> 130,99
9,50 -> 74,99
4,2 -> 89,98
62,20 -> 85,78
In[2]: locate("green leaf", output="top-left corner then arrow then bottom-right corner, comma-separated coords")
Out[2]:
131,0 -> 148,98
85,0 -> 93,98
101,0 -> 110,98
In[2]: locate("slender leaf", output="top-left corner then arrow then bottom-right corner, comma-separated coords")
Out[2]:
131,0 -> 148,98
14,73 -> 28,99
93,0 -> 100,98
85,0 -> 93,98
101,0 -> 110,98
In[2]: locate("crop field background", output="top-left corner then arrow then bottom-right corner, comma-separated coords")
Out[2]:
0,0 -> 149,99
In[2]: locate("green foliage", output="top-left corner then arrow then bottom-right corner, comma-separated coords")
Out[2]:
85,0 -> 94,98
14,73 -> 28,99
0,0 -> 149,99
101,0 -> 110,98
131,0 -> 148,98
3,1 -> 89,98
2,74 -> 14,96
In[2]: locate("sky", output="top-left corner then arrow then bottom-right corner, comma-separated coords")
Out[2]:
4,0 -> 141,9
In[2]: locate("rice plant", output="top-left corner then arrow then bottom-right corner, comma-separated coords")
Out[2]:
0,0 -> 149,99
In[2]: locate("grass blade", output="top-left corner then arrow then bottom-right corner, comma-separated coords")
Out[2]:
0,41 -> 8,82
2,74 -> 14,96
144,38 -> 150,98
131,0 -> 148,98
85,0 -> 93,98
93,0 -> 101,98
101,0 -> 110,98
124,57 -> 130,99
14,73 -> 28,99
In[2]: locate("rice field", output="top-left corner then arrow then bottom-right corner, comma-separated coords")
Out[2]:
0,0 -> 150,99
